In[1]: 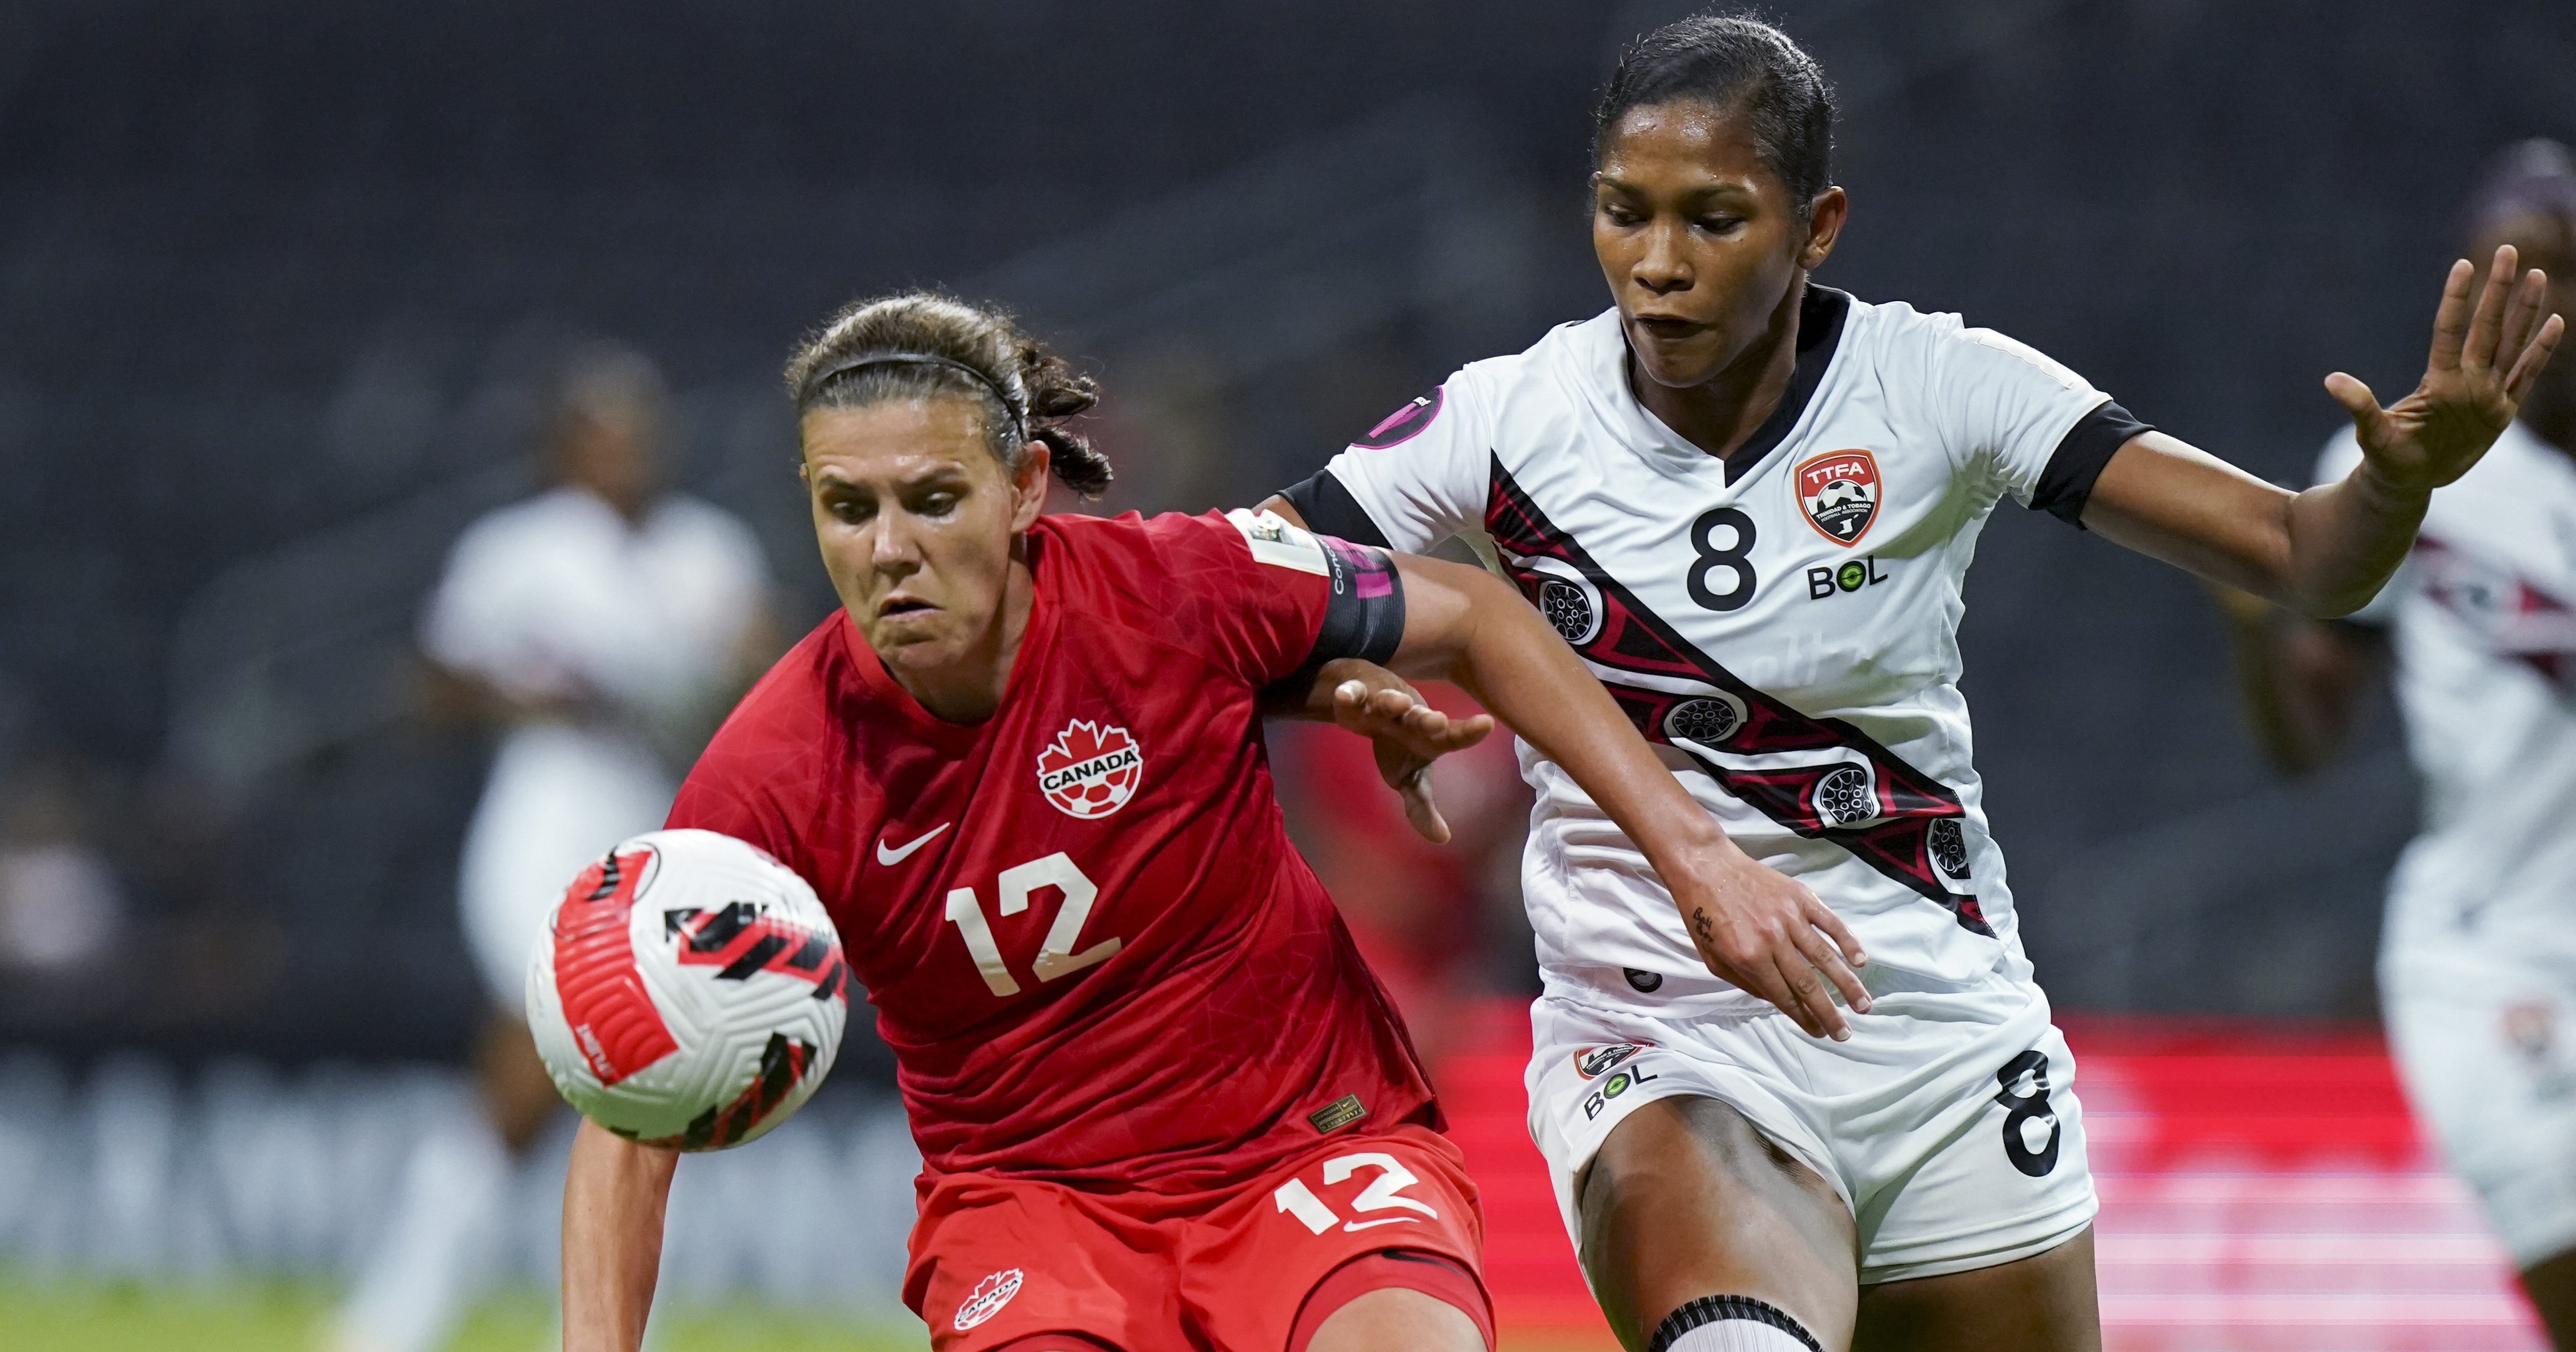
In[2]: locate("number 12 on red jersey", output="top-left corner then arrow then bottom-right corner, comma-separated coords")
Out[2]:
942,852 -> 1123,997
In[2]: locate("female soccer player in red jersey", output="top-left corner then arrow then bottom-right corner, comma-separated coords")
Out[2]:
557,292 -> 1871,1352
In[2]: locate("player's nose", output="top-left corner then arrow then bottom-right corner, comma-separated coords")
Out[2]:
1634,221 -> 1692,293
867,516 -> 922,571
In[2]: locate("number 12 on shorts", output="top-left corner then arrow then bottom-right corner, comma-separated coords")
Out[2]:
1273,1153 -> 1439,1235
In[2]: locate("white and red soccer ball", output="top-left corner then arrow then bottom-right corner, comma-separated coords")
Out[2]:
525,828 -> 850,1151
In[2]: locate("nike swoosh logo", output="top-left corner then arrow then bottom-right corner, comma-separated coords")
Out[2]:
1341,1217 -> 1422,1232
875,823 -> 951,866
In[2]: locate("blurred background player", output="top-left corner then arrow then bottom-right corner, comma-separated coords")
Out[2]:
327,344 -> 776,1352
2220,140 -> 2576,1349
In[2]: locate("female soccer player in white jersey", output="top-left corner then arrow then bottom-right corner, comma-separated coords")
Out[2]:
1258,16 -> 2563,1352
2222,142 -> 2576,1350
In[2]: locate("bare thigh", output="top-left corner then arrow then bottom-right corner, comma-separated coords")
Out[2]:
1577,1095 -> 1857,1352
1851,1226 -> 2100,1352
1307,1287 -> 1486,1352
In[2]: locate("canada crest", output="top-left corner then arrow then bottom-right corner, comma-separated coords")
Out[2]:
1036,720 -> 1143,819
954,1268 -> 1023,1331
1794,449 -> 1881,546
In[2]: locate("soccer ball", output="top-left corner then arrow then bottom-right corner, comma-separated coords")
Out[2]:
525,828 -> 849,1151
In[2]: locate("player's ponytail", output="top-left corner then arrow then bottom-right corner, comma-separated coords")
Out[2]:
784,293 -> 1112,499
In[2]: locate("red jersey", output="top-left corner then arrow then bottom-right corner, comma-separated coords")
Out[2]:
665,509 -> 1435,1195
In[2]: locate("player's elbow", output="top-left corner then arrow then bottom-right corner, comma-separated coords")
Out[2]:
2288,574 -> 2389,622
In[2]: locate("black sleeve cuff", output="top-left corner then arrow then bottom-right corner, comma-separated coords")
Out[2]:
1276,469 -> 1393,549
2029,400 -> 2153,529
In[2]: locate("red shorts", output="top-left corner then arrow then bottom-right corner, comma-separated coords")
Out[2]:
904,1124 -> 1491,1351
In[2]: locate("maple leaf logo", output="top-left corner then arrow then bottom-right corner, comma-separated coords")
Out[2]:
954,1267 -> 1024,1330
1035,719 -> 1143,819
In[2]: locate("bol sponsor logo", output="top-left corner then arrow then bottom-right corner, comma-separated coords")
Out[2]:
1580,1059 -> 1661,1121
1036,720 -> 1143,819
954,1268 -> 1023,1331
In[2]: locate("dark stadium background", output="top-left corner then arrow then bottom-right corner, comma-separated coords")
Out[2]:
10,3 -> 2576,1347
9,0 -> 2564,1066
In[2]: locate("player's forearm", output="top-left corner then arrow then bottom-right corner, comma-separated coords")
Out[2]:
1396,562 -> 1735,866
2085,432 -> 2423,618
562,1120 -> 677,1352
2274,463 -> 2429,617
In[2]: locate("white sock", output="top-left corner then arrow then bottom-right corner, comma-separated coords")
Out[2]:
1655,1296 -> 1825,1352
330,1110 -> 511,1352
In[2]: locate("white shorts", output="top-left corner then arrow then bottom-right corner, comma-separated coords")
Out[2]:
2384,945 -> 2576,1267
1526,976 -> 2097,1285
460,725 -> 675,1006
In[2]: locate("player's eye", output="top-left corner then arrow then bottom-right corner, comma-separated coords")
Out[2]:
915,491 -> 959,517
1599,203 -> 1643,227
1696,215 -> 1743,235
826,495 -> 873,525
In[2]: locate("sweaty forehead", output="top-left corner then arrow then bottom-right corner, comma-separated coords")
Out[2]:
801,397 -> 994,474
1599,100 -> 1769,190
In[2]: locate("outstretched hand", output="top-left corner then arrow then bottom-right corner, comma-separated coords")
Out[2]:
1319,661 -> 1495,844
2328,244 -> 2565,496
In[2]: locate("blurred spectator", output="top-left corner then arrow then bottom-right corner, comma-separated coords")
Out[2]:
0,767 -> 124,974
328,342 -> 776,1352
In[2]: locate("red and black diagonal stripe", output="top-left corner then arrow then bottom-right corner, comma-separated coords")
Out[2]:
1482,457 -> 1991,937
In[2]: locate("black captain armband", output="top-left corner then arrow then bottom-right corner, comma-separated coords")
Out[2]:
1230,506 -> 1408,701
2029,400 -> 2154,529
1308,533 -> 1407,670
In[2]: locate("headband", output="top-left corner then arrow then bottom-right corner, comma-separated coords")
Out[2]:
803,352 -> 1024,434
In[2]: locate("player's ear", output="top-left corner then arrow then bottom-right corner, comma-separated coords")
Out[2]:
1798,186 -> 1847,272
1009,441 -> 1051,532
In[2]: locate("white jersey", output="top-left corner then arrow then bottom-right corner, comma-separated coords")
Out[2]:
422,485 -> 768,732
2316,424 -> 2576,962
422,484 -> 771,999
1298,288 -> 2142,1017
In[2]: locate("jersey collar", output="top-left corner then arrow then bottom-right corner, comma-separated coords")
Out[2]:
1587,285 -> 1853,485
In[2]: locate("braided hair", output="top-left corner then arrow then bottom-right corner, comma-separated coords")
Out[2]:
784,293 -> 1112,498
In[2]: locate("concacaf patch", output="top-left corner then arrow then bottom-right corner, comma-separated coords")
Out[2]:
1036,719 -> 1143,819
954,1268 -> 1023,1331
1352,387 -> 1444,449
1794,449 -> 1881,546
